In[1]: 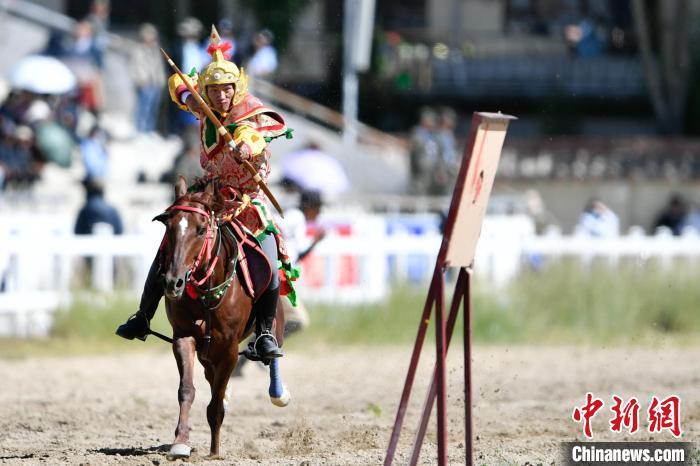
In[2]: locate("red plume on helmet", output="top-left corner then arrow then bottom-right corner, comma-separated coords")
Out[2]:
207,41 -> 233,59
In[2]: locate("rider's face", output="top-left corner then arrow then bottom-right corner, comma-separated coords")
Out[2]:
206,84 -> 235,113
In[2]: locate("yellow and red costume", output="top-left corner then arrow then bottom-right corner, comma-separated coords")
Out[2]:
166,26 -> 298,304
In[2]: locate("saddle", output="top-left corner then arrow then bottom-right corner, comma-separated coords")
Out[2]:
224,219 -> 272,302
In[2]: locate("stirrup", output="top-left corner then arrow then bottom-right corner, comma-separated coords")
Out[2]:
255,331 -> 283,361
239,332 -> 282,363
115,312 -> 150,341
253,331 -> 279,350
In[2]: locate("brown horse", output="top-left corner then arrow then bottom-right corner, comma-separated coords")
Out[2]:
154,176 -> 289,459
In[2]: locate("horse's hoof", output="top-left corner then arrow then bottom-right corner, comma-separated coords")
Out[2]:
270,385 -> 291,407
167,443 -> 191,459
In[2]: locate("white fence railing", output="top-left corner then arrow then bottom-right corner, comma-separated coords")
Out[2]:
3,214 -> 700,337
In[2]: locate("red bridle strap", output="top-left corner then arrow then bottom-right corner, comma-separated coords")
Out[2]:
166,204 -> 218,287
167,204 -> 211,219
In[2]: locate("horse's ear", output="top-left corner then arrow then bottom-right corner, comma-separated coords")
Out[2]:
204,179 -> 216,197
175,176 -> 188,198
152,212 -> 170,223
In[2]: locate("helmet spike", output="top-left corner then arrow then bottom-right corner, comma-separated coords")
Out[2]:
210,25 -> 221,45
208,25 -> 225,62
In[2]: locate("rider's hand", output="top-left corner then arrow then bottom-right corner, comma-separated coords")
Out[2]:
185,94 -> 202,114
233,143 -> 252,163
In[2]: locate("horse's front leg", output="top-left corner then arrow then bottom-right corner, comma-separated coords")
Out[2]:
169,336 -> 196,459
206,351 -> 237,458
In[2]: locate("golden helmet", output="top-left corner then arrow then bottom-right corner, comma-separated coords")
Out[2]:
199,25 -> 248,107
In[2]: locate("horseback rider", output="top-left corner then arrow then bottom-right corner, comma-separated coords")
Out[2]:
117,26 -> 294,361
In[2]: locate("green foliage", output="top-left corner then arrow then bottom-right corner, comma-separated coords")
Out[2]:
0,294 -> 171,359
2,260 -> 699,359
51,292 -> 170,340
366,402 -> 382,418
502,259 -> 700,344
303,260 -> 700,346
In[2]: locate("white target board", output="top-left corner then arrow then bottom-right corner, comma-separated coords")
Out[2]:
444,112 -> 516,268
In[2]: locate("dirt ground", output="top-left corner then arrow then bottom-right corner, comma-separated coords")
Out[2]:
0,344 -> 698,465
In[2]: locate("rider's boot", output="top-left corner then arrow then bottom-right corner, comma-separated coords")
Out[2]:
253,285 -> 284,360
116,255 -> 163,341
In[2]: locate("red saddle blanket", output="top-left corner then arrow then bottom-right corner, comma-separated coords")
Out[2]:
225,220 -> 273,302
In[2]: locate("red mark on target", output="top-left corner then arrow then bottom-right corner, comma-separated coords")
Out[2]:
470,124 -> 489,204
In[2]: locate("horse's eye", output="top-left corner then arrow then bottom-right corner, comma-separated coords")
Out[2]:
197,226 -> 206,236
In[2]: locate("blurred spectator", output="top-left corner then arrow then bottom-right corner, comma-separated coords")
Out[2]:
74,179 -> 123,235
577,198 -> 619,237
62,21 -> 104,112
525,189 -> 550,234
233,189 -> 321,377
130,23 -> 166,134
280,191 -> 322,332
654,194 -> 689,236
409,107 -> 439,195
169,17 -> 203,136
65,21 -> 102,71
0,90 -> 33,124
0,125 -> 40,189
161,136 -> 205,185
436,107 -> 459,168
282,190 -> 326,264
85,0 -> 110,69
431,107 -> 460,194
80,125 -> 109,182
173,17 -> 204,75
246,29 -> 278,79
44,29 -> 68,58
565,18 -> 604,58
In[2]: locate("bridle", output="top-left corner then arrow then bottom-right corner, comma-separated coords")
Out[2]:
163,201 -> 241,360
166,204 -> 219,288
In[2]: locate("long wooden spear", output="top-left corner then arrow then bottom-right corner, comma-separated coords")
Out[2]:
160,48 -> 284,217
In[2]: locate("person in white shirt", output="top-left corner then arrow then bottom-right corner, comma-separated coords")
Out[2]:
577,198 -> 620,237
232,190 -> 324,377
246,29 -> 278,78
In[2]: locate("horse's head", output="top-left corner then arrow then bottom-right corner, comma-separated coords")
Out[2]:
154,176 -> 223,299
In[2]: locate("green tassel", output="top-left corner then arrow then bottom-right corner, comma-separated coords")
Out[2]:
278,260 -> 300,307
188,67 -> 197,77
262,128 -> 294,144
